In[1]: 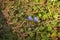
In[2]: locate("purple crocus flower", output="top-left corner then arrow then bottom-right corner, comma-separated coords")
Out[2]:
34,17 -> 38,22
28,16 -> 32,21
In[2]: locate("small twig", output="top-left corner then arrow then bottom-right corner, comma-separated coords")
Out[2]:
19,21 -> 26,27
16,20 -> 26,28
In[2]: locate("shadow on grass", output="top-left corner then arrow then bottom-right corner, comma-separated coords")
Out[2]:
0,2 -> 18,40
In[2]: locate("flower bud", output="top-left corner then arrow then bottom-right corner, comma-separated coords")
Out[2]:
34,17 -> 38,22
28,16 -> 32,21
